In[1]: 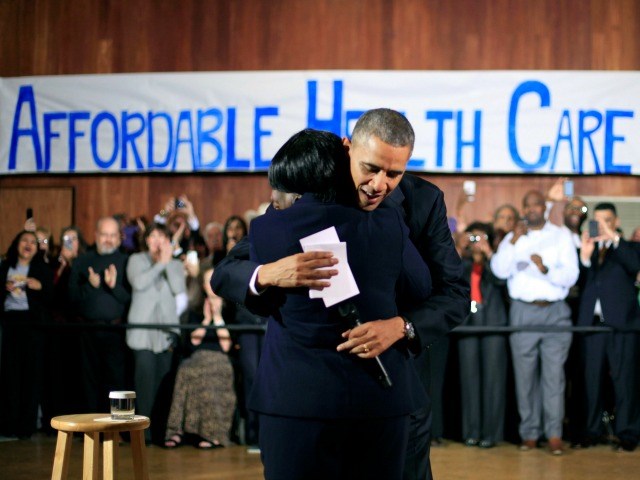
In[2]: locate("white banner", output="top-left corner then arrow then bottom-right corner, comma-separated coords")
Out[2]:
1,71 -> 639,175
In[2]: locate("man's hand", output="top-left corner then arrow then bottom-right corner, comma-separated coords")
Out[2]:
88,267 -> 101,288
547,177 -> 566,202
104,264 -> 117,289
256,252 -> 338,290
511,220 -> 527,244
580,230 -> 596,262
336,317 -> 405,358
596,218 -> 618,243
530,254 -> 548,274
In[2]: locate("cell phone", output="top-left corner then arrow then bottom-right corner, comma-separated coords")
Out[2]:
563,180 -> 574,198
588,220 -> 599,238
463,181 -> 476,202
186,250 -> 198,265
175,198 -> 186,209
63,235 -> 74,250
26,208 -> 33,220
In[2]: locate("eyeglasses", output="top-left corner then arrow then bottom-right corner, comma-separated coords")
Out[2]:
38,238 -> 49,245
469,234 -> 489,243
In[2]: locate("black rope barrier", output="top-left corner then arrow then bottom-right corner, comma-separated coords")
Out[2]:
6,322 -> 640,334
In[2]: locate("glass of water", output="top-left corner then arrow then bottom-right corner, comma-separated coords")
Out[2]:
109,391 -> 136,420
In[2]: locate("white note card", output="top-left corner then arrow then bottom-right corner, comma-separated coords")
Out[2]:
300,227 -> 360,307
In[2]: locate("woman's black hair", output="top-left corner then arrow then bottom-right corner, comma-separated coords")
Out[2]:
222,215 -> 248,250
268,128 -> 353,203
3,230 -> 41,268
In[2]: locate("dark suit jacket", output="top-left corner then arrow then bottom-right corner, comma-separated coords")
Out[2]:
577,239 -> 640,328
461,258 -> 507,326
247,193 -> 431,419
211,174 -> 469,350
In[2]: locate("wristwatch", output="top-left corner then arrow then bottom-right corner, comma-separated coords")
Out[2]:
402,317 -> 416,341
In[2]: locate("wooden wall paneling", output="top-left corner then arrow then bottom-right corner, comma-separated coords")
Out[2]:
0,186 -> 73,253
1,0 -> 639,246
1,174 -> 638,251
1,0 -> 640,76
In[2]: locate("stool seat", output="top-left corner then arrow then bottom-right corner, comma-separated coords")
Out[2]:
51,414 -> 150,433
50,413 -> 150,480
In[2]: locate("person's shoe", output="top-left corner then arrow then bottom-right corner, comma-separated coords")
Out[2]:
464,438 -> 479,447
519,439 -> 537,451
479,440 -> 495,448
548,437 -> 564,455
615,438 -> 637,452
430,437 -> 445,447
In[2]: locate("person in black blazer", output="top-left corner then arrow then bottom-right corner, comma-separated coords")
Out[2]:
212,109 -> 468,480
247,129 -> 432,479
0,230 -> 53,438
578,202 -> 640,451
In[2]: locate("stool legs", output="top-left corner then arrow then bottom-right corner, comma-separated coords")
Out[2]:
103,432 -> 119,480
83,432 -> 99,480
51,431 -> 72,480
130,430 -> 149,480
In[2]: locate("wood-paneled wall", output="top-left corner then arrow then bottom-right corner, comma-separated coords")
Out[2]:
1,0 -> 639,246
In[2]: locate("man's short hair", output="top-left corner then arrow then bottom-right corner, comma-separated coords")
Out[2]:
594,202 -> 617,216
351,108 -> 415,153
269,128 -> 351,202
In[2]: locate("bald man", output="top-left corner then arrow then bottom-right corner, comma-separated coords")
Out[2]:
491,191 -> 579,456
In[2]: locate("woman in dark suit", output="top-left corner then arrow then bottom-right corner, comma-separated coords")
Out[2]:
0,230 -> 53,438
456,222 -> 508,448
248,129 -> 432,480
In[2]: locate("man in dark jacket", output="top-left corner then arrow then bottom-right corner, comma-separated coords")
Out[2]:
69,216 -> 131,413
212,109 -> 469,479
578,202 -> 640,451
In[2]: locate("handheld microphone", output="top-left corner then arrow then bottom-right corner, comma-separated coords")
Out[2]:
338,302 -> 393,389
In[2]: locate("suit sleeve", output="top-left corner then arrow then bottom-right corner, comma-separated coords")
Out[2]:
397,216 -> 432,307
210,236 -> 259,304
210,235 -> 279,317
402,189 -> 470,349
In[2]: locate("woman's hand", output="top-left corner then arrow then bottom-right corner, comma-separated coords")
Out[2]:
26,277 -> 42,290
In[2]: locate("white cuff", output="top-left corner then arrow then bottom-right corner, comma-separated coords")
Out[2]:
248,266 -> 263,296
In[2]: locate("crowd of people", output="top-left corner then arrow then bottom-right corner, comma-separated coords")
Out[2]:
0,131 -> 639,478
0,196 -> 266,450
436,180 -> 640,453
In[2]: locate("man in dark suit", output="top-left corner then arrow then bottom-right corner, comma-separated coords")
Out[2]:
247,128 -> 432,479
212,108 -> 469,479
578,202 -> 640,451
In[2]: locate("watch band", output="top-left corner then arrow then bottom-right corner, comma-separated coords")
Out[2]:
403,317 -> 416,341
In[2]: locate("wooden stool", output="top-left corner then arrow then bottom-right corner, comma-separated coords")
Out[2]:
50,413 -> 150,480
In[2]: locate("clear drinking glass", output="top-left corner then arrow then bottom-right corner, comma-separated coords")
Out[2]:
109,391 -> 136,420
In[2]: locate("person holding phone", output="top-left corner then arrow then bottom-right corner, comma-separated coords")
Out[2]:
576,203 -> 640,452
40,226 -> 89,429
